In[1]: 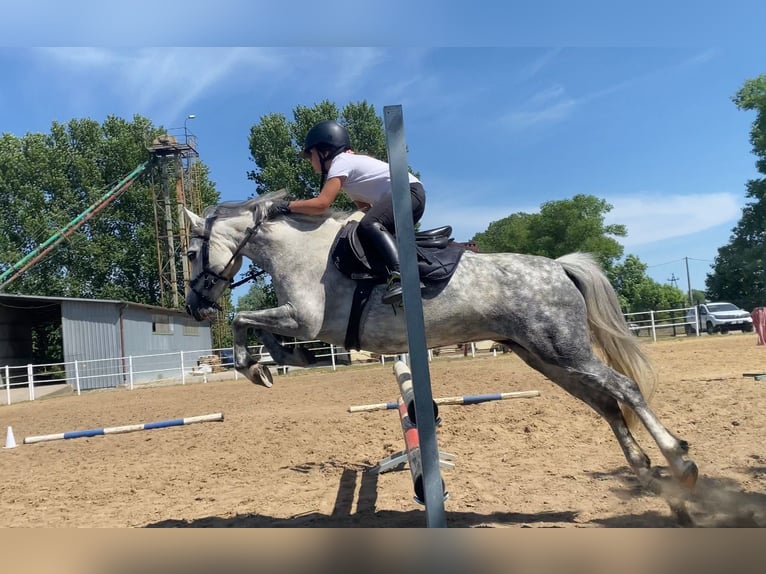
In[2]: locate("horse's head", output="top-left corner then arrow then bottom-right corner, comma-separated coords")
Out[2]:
183,191 -> 291,320
183,202 -> 258,321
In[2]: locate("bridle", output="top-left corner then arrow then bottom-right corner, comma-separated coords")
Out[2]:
187,204 -> 267,311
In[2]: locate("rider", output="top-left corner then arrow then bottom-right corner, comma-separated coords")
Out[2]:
269,120 -> 426,305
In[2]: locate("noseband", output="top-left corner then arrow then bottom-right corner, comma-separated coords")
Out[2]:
188,204 -> 266,310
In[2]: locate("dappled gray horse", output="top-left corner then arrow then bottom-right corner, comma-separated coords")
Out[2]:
184,190 -> 699,523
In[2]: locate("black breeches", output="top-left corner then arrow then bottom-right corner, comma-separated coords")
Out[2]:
357,182 -> 426,237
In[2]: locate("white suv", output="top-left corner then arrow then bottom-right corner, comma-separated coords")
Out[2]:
685,302 -> 754,335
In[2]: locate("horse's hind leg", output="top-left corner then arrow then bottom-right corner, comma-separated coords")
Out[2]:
506,341 -> 697,522
559,378 -> 695,524
627,401 -> 698,490
597,397 -> 694,526
539,351 -> 698,490
576,366 -> 698,491
554,355 -> 699,489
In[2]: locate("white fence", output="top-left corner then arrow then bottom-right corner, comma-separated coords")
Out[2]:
0,306 -> 725,406
0,339 -> 509,406
624,305 -> 699,342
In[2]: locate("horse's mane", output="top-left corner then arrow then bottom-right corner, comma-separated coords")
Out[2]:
202,189 -> 353,223
202,190 -> 288,219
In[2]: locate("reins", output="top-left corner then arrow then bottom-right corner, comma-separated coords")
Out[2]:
188,204 -> 267,308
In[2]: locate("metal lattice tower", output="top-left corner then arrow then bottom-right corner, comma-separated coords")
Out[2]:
147,133 -> 200,309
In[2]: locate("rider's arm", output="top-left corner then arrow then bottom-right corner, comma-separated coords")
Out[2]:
287,176 -> 344,215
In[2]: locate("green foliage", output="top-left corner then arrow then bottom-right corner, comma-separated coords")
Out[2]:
472,194 -> 626,269
0,115 -> 220,305
608,254 -> 648,310
236,271 -> 278,312
732,75 -> 766,173
607,254 -> 684,312
706,75 -> 766,310
691,289 -> 707,304
633,282 -> 687,313
231,273 -> 278,347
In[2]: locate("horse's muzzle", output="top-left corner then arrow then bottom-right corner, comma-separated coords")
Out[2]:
185,288 -> 221,322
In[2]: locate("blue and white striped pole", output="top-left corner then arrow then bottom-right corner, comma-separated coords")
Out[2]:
348,390 -> 540,413
23,413 -> 223,445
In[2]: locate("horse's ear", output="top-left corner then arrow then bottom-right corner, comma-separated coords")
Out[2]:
183,207 -> 203,230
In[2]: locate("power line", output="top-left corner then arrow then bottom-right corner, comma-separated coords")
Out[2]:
646,258 -> 685,269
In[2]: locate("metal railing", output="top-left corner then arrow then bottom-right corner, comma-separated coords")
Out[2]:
624,305 -> 700,342
0,306 -> 732,406
0,340 -> 511,406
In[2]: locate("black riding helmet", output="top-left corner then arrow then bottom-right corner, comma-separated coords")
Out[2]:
300,120 -> 351,160
301,120 -> 352,188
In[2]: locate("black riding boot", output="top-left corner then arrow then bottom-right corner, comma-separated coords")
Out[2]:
363,223 -> 406,305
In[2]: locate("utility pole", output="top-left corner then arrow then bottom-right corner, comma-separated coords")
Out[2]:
684,257 -> 693,305
668,272 -> 679,289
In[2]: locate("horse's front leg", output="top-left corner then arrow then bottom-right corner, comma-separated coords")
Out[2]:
231,304 -> 317,387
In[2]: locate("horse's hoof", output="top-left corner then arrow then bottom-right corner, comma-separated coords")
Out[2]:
678,461 -> 699,490
244,363 -> 273,387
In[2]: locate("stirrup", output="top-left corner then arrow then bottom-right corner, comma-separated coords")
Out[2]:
382,274 -> 403,305
381,274 -> 425,305
382,286 -> 403,305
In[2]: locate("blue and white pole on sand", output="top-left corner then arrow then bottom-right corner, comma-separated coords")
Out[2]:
23,413 -> 223,445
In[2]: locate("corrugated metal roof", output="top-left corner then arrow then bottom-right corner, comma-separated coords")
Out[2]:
0,293 -> 198,319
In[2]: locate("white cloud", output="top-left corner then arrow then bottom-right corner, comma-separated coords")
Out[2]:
604,192 -> 743,247
332,48 -> 386,94
528,83 -> 566,104
515,48 -> 562,83
502,48 -> 719,132
503,97 -> 576,130
35,47 -> 285,124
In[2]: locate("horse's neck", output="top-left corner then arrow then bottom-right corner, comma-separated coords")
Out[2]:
244,214 -> 346,277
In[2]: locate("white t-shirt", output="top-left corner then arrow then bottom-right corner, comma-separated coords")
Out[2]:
326,152 -> 420,205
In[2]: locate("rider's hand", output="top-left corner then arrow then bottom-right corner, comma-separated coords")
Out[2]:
267,200 -> 291,219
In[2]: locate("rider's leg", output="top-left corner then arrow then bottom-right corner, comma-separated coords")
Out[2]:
358,183 -> 426,305
361,221 -> 406,304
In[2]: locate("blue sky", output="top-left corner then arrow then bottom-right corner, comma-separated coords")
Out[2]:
1,2 -> 764,304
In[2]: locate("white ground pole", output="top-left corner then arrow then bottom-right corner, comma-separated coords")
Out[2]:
384,105 -> 447,528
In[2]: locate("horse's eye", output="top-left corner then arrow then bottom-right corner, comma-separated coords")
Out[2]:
187,251 -> 196,261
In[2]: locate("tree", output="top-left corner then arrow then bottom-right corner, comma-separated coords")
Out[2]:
237,274 -> 277,313
632,282 -> 687,314
691,289 -> 707,304
605,254 -> 686,312
609,254 -> 648,311
706,75 -> 766,310
0,115 -> 220,304
472,194 -> 626,269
